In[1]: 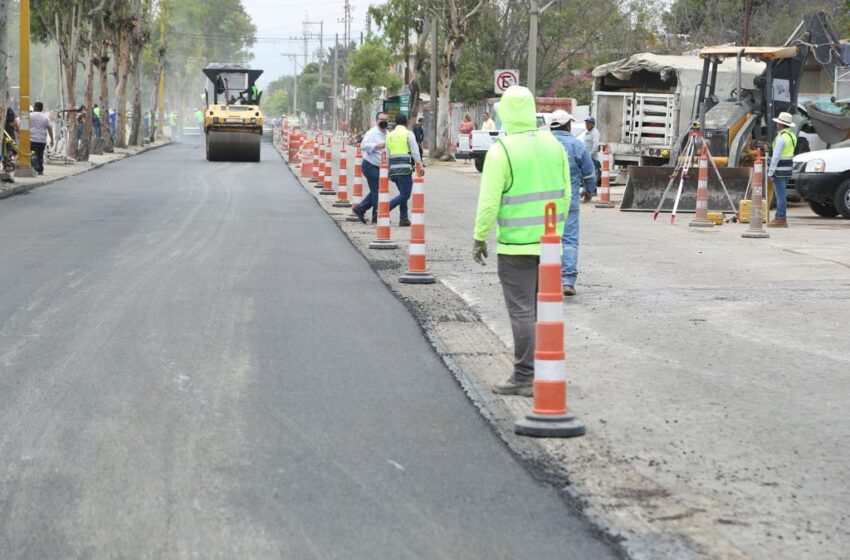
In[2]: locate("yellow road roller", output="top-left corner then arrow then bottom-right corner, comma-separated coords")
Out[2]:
202,64 -> 264,162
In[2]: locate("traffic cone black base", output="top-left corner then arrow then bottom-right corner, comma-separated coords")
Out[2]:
368,240 -> 398,250
399,271 -> 436,284
515,412 -> 585,438
319,189 -> 337,195
689,220 -> 714,228
332,200 -> 352,207
742,230 -> 770,238
594,201 -> 615,209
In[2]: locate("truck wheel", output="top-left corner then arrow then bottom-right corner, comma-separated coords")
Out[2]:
834,179 -> 850,218
808,201 -> 839,218
473,157 -> 484,172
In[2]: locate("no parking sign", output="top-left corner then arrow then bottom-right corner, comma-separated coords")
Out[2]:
494,69 -> 520,95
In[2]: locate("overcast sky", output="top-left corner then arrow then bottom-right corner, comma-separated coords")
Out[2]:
241,0 -> 378,88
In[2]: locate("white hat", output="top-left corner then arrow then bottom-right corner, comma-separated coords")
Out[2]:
549,109 -> 576,128
772,111 -> 794,128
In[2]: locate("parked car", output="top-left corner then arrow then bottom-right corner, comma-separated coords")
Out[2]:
790,147 -> 850,218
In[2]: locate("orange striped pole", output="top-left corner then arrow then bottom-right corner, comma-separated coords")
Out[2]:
332,145 -> 351,205
288,132 -> 302,164
320,136 -> 337,195
515,202 -> 585,438
345,145 -> 365,222
595,144 -> 614,208
743,149 -> 770,239
689,144 -> 713,228
400,162 -> 435,284
309,135 -> 321,183
314,136 -> 328,189
368,152 -> 398,250
300,140 -> 313,178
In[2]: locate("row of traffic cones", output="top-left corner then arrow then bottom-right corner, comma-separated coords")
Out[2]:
289,135 -> 580,438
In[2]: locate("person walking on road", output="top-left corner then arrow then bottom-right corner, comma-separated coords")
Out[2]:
92,104 -> 102,139
549,110 -> 596,296
472,86 -> 571,396
29,102 -> 54,176
352,112 -> 389,224
481,112 -> 496,130
459,113 -> 474,164
767,111 -> 797,228
583,117 -> 601,202
386,114 -> 424,227
412,117 -> 425,161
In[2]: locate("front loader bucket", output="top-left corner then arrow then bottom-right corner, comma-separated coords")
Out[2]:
621,166 -> 752,213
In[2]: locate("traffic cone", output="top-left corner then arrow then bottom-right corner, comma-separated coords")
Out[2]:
345,145 -> 365,222
332,145 -> 351,206
743,149 -> 770,239
369,152 -> 398,250
515,202 -> 585,439
400,162 -> 435,284
595,144 -> 615,208
300,140 -> 312,178
314,137 -> 328,189
320,137 -> 337,195
689,144 -> 713,228
288,132 -> 302,164
309,135 -> 321,183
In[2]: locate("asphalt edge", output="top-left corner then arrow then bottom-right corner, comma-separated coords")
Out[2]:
273,144 -> 740,560
0,140 -> 172,201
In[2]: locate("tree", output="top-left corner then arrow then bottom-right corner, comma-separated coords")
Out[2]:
424,0 -> 489,159
0,0 -> 10,136
262,88 -> 288,118
348,39 -> 402,129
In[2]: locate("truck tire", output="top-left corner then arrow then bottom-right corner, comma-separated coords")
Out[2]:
808,201 -> 839,217
474,156 -> 484,173
834,179 -> 850,218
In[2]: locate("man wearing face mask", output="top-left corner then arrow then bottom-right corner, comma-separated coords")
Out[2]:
352,112 -> 389,224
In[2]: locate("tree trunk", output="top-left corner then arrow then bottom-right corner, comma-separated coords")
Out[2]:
62,54 -> 77,159
128,0 -> 143,146
0,0 -> 10,131
115,23 -> 131,148
97,42 -> 114,153
148,71 -> 159,143
78,27 -> 96,162
434,69 -> 453,160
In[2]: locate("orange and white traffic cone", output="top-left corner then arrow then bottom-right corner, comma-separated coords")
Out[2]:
289,132 -> 302,164
515,202 -> 585,438
309,135 -> 321,183
689,144 -> 713,228
400,162 -> 435,284
345,145 -> 365,222
369,152 -> 398,250
315,137 -> 329,190
319,137 -> 336,194
300,140 -> 313,178
332,145 -> 351,206
743,149 -> 770,239
595,144 -> 615,208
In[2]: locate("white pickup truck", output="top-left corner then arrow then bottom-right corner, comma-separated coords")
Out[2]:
462,113 -> 553,172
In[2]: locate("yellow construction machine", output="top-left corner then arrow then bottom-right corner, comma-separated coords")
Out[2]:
202,64 -> 264,162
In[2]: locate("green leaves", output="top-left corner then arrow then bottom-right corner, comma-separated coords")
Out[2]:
348,38 -> 402,99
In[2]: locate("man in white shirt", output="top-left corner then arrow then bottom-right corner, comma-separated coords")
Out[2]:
352,111 -> 389,224
481,112 -> 496,130
582,116 -> 601,202
29,102 -> 54,175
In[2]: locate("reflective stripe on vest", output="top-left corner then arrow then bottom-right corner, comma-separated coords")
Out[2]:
495,131 -> 569,246
773,129 -> 797,179
387,125 -> 413,176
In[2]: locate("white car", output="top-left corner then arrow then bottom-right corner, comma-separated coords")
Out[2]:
467,113 -> 553,172
791,147 -> 850,218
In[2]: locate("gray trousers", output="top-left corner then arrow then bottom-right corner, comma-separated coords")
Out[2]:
497,254 -> 539,382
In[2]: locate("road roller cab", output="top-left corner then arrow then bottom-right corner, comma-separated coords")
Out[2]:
202,64 -> 264,162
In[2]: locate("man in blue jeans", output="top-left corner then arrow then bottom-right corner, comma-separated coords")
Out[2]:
352,111 -> 388,224
549,110 -> 597,296
386,114 -> 424,226
767,111 -> 797,228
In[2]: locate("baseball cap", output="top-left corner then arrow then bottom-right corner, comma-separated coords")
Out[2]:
549,110 -> 576,128
585,116 -> 596,124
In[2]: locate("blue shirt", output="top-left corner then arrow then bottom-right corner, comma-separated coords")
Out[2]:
361,125 -> 387,167
552,130 -> 596,197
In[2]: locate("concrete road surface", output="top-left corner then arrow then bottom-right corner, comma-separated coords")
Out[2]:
0,139 -> 615,559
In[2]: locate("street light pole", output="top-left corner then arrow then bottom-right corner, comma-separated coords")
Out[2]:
428,17 -> 437,160
527,0 -> 538,96
15,0 -> 35,177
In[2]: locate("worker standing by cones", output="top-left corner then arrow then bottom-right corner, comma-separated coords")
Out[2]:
472,86 -> 571,397
386,114 -> 424,227
549,110 -> 596,297
351,112 -> 389,224
767,111 -> 797,228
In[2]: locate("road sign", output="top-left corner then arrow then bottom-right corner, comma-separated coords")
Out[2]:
400,94 -> 410,116
494,69 -> 520,95
316,101 -> 324,110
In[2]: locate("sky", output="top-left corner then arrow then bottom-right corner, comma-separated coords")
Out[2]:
241,0 -> 379,88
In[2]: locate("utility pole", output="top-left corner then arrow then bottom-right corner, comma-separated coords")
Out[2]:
527,0 -> 557,96
340,0 -> 353,135
332,33 -> 338,133
428,17 -> 437,160
282,53 -> 300,116
1,0 -> 10,125
16,0 -> 35,177
158,0 -> 165,139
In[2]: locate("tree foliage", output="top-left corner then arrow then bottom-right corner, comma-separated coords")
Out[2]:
348,38 -> 402,128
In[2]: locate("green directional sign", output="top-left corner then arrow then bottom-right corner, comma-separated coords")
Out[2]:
400,94 -> 410,116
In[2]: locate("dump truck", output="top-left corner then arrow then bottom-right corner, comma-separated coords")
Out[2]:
202,64 -> 264,162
